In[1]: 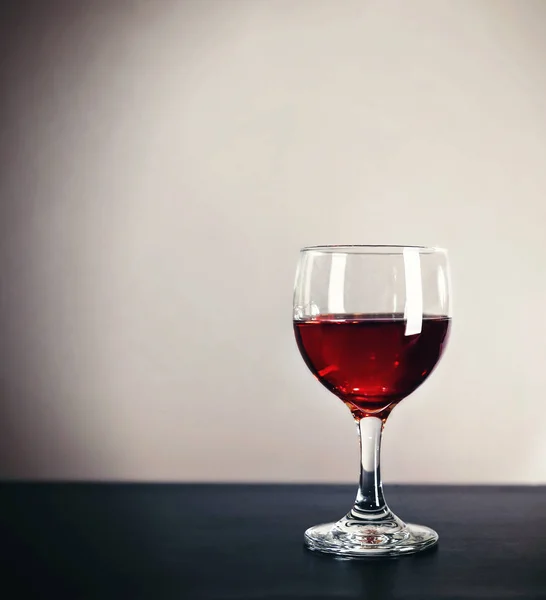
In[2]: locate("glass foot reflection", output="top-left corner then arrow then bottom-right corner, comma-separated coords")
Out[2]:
305,514 -> 438,558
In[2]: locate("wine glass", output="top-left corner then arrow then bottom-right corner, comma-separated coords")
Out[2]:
293,245 -> 451,557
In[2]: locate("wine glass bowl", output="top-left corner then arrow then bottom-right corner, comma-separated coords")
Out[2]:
293,245 -> 451,557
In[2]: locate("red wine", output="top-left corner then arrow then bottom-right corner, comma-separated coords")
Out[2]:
294,314 -> 450,418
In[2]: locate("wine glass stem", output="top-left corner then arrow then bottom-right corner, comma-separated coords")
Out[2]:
354,416 -> 387,516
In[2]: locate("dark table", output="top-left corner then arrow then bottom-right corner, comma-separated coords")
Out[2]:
1,484 -> 545,599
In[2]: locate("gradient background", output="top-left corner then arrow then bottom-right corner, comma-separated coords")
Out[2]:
1,0 -> 546,483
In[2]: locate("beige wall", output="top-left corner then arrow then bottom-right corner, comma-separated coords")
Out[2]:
1,0 -> 546,483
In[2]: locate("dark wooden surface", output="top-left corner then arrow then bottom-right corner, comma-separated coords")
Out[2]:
1,484 -> 545,599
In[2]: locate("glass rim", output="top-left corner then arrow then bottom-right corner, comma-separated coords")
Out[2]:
300,244 -> 447,255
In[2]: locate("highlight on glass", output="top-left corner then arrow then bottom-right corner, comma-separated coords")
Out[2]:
293,245 -> 451,557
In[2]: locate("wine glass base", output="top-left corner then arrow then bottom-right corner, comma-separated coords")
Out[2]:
304,520 -> 438,558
